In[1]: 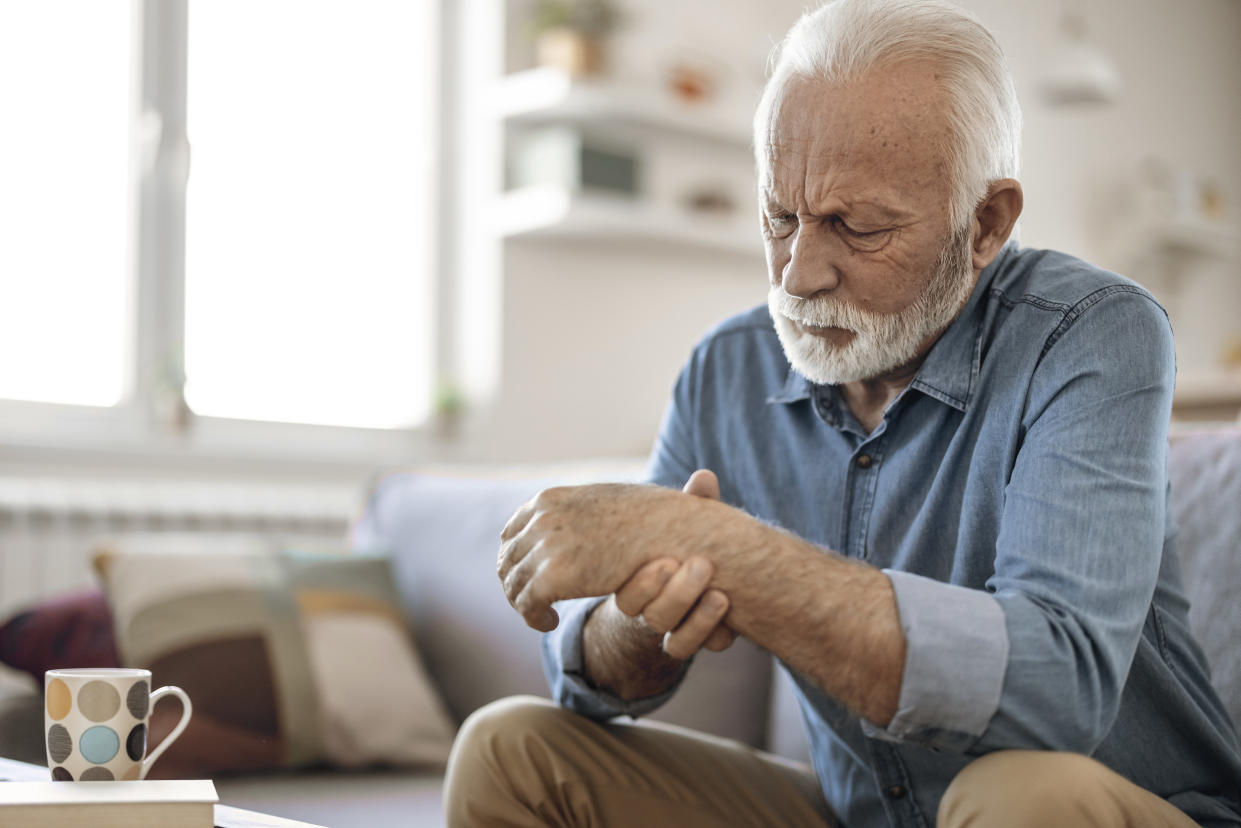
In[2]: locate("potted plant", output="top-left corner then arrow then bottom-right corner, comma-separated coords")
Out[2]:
531,0 -> 621,77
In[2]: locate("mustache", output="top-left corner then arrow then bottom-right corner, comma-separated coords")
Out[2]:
769,291 -> 879,331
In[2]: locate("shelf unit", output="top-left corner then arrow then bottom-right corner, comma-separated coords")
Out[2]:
492,67 -> 762,258
1154,218 -> 1240,259
1173,371 -> 1241,422
495,66 -> 754,148
496,186 -> 764,257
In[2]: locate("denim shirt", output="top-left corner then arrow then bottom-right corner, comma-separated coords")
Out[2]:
542,244 -> 1241,827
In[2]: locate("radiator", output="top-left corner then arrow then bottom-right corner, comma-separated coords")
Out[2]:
0,477 -> 359,619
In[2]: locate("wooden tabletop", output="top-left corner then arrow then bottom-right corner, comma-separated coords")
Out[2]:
0,756 -> 326,828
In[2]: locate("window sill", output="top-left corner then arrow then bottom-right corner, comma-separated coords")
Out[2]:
0,398 -> 448,483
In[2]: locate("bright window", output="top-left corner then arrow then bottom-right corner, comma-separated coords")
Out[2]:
0,3 -> 132,407
183,0 -> 437,429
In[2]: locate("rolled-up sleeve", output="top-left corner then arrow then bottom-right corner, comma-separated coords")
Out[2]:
540,596 -> 688,720
863,570 -> 1009,750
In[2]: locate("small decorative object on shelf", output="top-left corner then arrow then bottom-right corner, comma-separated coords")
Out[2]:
153,348 -> 192,435
531,0 -> 621,78
682,185 -> 737,216
433,381 -> 465,441
666,61 -> 717,104
1222,337 -> 1241,372
507,125 -> 640,197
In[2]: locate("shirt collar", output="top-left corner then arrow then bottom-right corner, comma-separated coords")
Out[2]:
767,362 -> 813,405
765,242 -> 1014,412
907,241 -> 1012,411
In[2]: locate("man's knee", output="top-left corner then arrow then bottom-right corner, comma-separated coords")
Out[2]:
938,751 -> 1120,828
444,695 -> 579,826
447,694 -> 564,778
454,695 -> 559,747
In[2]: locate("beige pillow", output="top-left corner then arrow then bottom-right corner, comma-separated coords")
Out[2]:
93,543 -> 454,775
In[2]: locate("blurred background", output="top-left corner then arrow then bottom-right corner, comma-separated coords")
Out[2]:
0,0 -> 1238,617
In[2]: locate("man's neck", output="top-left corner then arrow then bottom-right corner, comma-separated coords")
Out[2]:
839,363 -> 922,433
838,329 -> 941,433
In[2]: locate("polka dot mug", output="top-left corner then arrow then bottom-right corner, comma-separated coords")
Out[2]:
44,668 -> 192,782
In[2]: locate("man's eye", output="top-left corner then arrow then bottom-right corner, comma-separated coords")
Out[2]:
834,218 -> 892,248
835,218 -> 876,237
767,213 -> 797,229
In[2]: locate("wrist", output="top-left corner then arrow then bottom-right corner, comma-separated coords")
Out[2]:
583,596 -> 687,701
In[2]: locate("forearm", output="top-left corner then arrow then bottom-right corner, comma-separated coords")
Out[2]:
582,595 -> 687,701
508,480 -> 906,723
702,502 -> 907,725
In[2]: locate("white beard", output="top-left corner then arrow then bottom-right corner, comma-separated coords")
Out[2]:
768,225 -> 976,385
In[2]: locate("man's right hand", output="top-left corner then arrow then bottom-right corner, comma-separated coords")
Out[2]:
614,556 -> 736,659
613,469 -> 738,660
581,469 -> 738,699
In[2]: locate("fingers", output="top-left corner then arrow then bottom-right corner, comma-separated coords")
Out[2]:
497,492 -> 562,585
614,558 -> 679,617
682,468 -> 721,501
500,543 -> 537,610
615,556 -> 735,659
639,556 -> 713,633
497,498 -> 539,589
511,556 -> 560,632
702,623 -> 737,652
500,534 -> 565,632
500,497 -> 537,542
662,589 -> 731,660
497,516 -> 556,630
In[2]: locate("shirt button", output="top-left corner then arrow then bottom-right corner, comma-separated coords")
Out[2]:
856,453 -> 873,469
887,785 -> 906,800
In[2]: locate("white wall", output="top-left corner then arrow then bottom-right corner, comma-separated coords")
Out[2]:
972,0 -> 1241,372
464,0 -> 1241,462
473,242 -> 766,461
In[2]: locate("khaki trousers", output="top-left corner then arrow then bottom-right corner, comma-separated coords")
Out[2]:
443,696 -> 1199,827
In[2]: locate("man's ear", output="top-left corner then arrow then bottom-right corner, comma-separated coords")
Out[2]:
971,178 -> 1023,271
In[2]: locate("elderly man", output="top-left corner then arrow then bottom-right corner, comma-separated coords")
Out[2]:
445,0 -> 1241,825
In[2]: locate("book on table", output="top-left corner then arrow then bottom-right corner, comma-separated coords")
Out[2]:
0,779 -> 218,828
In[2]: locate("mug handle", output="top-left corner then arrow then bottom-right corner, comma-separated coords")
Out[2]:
139,685 -> 193,780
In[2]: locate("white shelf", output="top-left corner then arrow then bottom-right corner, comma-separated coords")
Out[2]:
1155,218 -> 1240,259
1125,217 -> 1241,261
1175,371 -> 1241,407
495,67 -> 753,149
495,186 -> 765,258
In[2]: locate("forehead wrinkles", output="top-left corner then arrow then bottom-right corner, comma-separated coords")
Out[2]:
762,133 -> 877,213
760,72 -> 952,212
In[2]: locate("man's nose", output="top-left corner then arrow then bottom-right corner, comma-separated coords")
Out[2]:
781,225 -> 842,299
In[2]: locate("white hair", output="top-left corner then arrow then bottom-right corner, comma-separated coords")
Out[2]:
754,0 -> 1022,230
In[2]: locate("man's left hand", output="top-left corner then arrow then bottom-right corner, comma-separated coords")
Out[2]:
498,482 -> 721,632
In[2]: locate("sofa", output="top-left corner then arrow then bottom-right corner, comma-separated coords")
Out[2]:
1,429 -> 1238,827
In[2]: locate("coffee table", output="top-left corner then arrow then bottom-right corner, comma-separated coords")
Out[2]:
0,755 -> 326,828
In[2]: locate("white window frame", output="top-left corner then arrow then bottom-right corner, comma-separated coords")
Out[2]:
0,0 -> 467,475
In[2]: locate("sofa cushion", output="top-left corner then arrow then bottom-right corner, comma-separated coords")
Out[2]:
93,541 -> 455,777
1168,428 -> 1241,735
0,590 -> 120,685
354,469 -> 776,750
0,689 -> 45,765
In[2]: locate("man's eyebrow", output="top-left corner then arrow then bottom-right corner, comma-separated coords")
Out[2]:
849,200 -> 912,221
761,192 -> 911,222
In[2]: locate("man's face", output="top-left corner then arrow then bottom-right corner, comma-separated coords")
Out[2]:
759,63 -> 978,385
